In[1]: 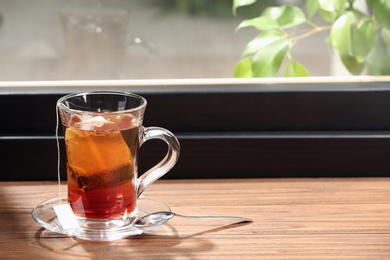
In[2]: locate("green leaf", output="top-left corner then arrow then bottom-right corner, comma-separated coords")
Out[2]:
252,38 -> 290,77
330,12 -> 356,55
340,55 -> 365,75
325,35 -> 332,46
318,0 -> 347,12
284,61 -> 310,77
351,18 -> 376,57
365,0 -> 374,8
241,30 -> 285,56
366,37 -> 390,75
236,17 -> 279,32
261,5 -> 306,29
382,28 -> 390,46
306,0 -> 319,18
318,9 -> 337,22
236,5 -> 306,31
318,0 -> 348,22
373,0 -> 390,30
233,57 -> 253,78
232,0 -> 257,16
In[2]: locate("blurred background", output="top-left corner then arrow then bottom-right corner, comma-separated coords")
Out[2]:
0,0 -> 333,81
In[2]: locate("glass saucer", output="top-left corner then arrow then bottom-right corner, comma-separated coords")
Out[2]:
32,197 -> 171,241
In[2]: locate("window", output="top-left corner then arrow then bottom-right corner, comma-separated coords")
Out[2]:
1,1 -> 390,180
2,78 -> 390,180
0,0 -> 336,81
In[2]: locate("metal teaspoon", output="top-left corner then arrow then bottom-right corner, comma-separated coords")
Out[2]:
135,211 -> 252,227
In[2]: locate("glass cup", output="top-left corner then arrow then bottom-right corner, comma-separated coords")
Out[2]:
57,91 -> 180,232
60,6 -> 156,79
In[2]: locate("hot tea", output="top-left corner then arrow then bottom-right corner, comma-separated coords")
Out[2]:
55,91 -> 180,240
64,113 -> 139,220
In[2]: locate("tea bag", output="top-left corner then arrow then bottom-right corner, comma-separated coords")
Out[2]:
65,115 -> 134,191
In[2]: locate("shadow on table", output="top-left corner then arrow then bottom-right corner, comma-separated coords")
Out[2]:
0,185 -> 50,259
34,221 -> 251,258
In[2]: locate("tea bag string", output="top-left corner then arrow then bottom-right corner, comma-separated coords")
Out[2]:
55,106 -> 62,204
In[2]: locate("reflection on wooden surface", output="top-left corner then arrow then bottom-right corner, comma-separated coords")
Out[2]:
1,178 -> 390,258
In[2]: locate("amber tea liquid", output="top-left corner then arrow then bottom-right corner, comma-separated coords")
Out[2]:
64,114 -> 139,220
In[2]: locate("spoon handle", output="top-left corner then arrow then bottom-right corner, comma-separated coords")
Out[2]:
174,213 -> 252,223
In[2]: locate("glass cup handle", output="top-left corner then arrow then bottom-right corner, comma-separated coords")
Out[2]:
137,126 -> 180,197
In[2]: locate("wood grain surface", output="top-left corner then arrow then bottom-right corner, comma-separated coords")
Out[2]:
1,178 -> 390,259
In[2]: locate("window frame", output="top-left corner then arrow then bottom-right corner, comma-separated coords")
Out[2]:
1,77 -> 390,180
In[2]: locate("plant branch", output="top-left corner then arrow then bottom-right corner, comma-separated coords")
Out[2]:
286,51 -> 293,60
306,20 -> 319,28
291,24 -> 332,42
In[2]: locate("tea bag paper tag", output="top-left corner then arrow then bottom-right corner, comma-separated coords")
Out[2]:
53,203 -> 80,230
